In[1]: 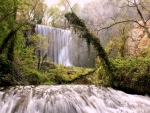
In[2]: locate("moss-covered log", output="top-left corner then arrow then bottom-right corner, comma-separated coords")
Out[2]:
65,12 -> 114,84
58,68 -> 97,84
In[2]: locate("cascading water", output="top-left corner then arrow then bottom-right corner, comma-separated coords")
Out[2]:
35,24 -> 72,66
58,40 -> 72,66
35,24 -> 96,67
0,85 -> 150,113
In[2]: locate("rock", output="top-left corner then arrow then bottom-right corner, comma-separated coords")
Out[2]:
138,35 -> 150,49
126,21 -> 150,56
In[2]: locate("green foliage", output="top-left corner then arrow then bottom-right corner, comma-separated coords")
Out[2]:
46,0 -> 71,28
105,21 -> 130,58
14,31 -> 25,52
0,56 -> 17,86
47,5 -> 61,27
34,34 -> 49,49
0,0 -> 46,60
24,67 -> 41,85
43,81 -> 54,85
98,57 -> 150,94
55,66 -> 94,83
41,69 -> 58,84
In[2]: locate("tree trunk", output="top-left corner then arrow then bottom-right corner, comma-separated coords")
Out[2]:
7,36 -> 16,61
0,30 -> 17,54
65,12 -> 114,84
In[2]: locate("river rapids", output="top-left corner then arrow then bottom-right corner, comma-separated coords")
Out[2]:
0,85 -> 150,113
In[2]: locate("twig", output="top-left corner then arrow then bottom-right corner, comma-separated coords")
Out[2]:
65,0 -> 73,12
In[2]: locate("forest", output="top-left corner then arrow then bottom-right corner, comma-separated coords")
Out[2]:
1,0 -> 150,95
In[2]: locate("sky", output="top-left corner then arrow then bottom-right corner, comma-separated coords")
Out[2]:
44,0 -> 92,7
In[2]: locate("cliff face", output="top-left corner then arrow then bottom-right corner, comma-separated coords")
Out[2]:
126,21 -> 150,56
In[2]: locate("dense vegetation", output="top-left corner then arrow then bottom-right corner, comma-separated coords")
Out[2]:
1,0 -> 150,95
65,11 -> 150,95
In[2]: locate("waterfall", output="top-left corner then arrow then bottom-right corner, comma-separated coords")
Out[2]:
0,85 -> 150,113
35,25 -> 72,66
35,25 -> 96,67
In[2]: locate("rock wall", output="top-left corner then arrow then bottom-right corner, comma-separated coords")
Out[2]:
126,21 -> 150,56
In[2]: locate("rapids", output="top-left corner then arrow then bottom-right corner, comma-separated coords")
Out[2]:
0,85 -> 150,113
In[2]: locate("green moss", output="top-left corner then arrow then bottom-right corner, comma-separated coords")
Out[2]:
65,12 -> 87,29
65,12 -> 114,85
43,81 -> 54,85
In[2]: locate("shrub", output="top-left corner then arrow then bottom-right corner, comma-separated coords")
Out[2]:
99,57 -> 150,94
24,68 -> 41,85
0,56 -> 16,86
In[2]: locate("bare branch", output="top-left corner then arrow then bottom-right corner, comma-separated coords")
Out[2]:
28,0 -> 41,21
128,0 -> 135,5
107,17 -> 116,22
146,18 -> 150,23
65,0 -> 73,12
139,3 -> 150,14
96,20 -> 144,33
118,0 -> 137,8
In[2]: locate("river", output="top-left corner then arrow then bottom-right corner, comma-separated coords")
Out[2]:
0,85 -> 150,113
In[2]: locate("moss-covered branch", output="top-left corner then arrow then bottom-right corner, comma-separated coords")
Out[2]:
65,12 -> 114,84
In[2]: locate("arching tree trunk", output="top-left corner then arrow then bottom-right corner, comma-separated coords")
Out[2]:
65,12 -> 114,85
7,36 -> 16,61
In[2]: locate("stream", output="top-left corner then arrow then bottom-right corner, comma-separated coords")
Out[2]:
0,85 -> 150,113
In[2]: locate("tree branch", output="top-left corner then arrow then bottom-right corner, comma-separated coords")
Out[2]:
65,0 -> 73,12
139,3 -> 150,14
97,20 -> 144,33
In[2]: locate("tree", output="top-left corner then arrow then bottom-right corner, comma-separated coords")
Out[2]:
65,12 -> 114,85
93,0 -> 150,37
0,0 -> 45,61
0,0 -> 21,61
45,0 -> 72,28
17,0 -> 45,24
81,0 -> 150,58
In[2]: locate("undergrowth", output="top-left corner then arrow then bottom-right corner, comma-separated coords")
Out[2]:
98,57 -> 150,95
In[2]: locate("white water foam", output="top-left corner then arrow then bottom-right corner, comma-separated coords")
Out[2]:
0,85 -> 150,113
